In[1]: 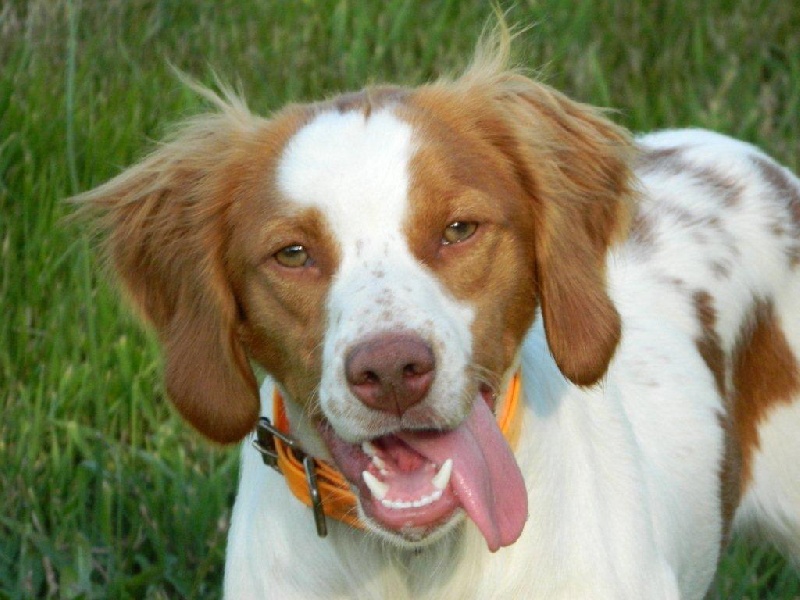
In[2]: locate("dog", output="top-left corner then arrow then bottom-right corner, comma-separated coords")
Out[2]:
77,30 -> 800,599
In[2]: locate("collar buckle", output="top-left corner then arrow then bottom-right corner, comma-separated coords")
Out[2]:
252,417 -> 328,537
253,416 -> 293,470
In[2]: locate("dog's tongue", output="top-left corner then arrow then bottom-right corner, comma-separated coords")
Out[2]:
398,397 -> 528,551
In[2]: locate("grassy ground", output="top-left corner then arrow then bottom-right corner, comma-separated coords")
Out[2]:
2,0 -> 799,597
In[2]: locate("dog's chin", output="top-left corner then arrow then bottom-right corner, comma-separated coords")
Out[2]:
357,503 -> 466,549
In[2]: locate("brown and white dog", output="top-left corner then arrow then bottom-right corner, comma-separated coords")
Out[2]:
79,32 -> 800,599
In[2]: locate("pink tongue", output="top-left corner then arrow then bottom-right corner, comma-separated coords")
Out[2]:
398,398 -> 528,551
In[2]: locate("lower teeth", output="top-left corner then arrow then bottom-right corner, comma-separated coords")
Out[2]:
360,446 -> 454,511
381,489 -> 443,510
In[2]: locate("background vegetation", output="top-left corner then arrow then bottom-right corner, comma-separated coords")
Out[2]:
2,0 -> 798,597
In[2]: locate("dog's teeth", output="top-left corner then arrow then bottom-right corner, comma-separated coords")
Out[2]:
384,490 -> 445,510
362,471 -> 388,501
432,458 -> 453,491
372,455 -> 386,470
362,441 -> 379,457
412,493 -> 435,508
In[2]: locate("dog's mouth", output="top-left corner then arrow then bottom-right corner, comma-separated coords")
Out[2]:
317,389 -> 528,551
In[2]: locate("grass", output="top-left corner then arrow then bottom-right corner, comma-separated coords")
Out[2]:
1,0 -> 799,597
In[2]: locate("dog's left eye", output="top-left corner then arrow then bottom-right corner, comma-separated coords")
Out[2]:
442,221 -> 478,245
274,244 -> 312,268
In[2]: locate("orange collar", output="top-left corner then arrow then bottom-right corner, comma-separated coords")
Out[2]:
253,373 -> 523,537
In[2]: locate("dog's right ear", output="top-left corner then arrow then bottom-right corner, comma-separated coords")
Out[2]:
73,106 -> 261,443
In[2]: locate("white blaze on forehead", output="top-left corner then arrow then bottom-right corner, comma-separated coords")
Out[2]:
276,108 -> 414,246
275,108 -> 475,441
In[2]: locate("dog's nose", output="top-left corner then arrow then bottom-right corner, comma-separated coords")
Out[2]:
345,333 -> 435,416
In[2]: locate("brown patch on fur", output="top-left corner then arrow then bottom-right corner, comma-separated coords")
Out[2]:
692,166 -> 743,206
660,276 -> 686,291
751,155 -> 800,226
641,146 -> 743,208
693,291 -> 742,543
401,66 -> 634,386
693,291 -> 725,396
711,260 -> 731,280
630,211 -> 658,255
639,146 -> 681,167
771,221 -> 787,237
751,155 -> 800,268
789,245 -> 800,269
733,300 -> 800,487
658,201 -> 698,226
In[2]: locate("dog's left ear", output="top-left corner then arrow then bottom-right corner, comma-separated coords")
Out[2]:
73,109 -> 261,443
489,77 -> 634,385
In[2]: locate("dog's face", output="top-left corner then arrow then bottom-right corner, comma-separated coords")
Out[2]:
78,69 -> 634,549
232,94 -> 540,547
236,93 -> 539,432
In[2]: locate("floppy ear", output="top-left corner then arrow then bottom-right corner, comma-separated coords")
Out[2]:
492,77 -> 634,385
74,110 -> 260,443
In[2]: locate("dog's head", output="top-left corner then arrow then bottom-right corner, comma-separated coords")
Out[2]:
76,43 -> 633,550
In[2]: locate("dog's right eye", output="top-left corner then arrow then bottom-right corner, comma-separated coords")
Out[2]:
274,244 -> 311,268
442,221 -> 478,245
